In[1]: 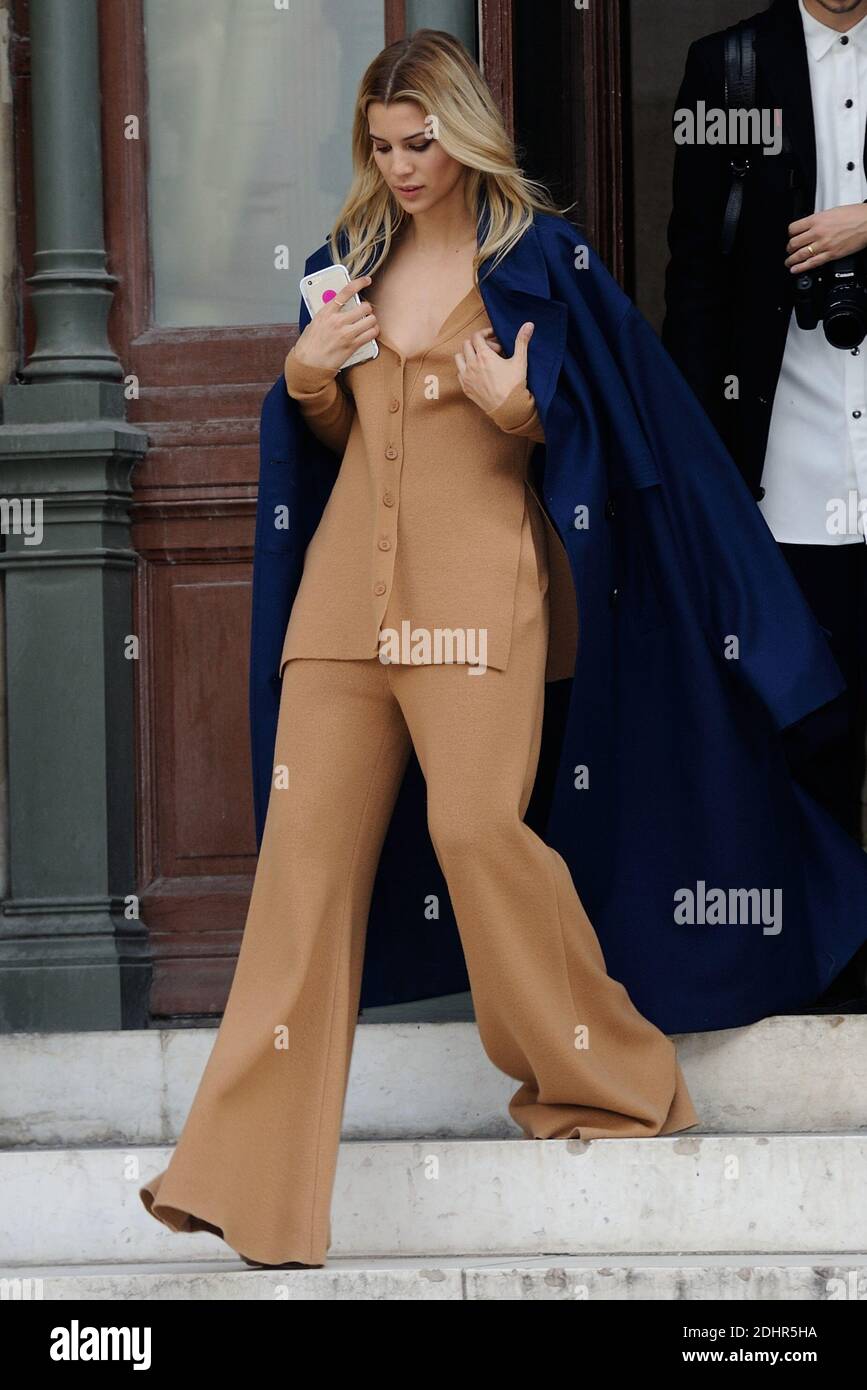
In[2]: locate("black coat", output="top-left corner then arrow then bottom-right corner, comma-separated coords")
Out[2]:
662,0 -> 867,498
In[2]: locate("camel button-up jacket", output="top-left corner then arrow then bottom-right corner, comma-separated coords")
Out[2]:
279,284 -> 577,680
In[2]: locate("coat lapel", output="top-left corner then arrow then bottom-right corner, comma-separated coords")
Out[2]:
475,219 -> 569,431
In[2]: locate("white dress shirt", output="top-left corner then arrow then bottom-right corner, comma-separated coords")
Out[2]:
758,0 -> 867,545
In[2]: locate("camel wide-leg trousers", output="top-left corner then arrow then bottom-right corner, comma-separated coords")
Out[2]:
140,495 -> 699,1266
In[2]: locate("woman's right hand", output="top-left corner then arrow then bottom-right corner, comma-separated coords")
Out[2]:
290,275 -> 379,376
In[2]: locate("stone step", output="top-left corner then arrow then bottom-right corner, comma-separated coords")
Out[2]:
3,1255 -> 867,1301
2,1134 -> 866,1265
2,1014 -> 866,1147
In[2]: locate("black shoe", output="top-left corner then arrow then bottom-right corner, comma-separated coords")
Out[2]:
780,985 -> 867,1014
798,995 -> 867,1014
239,1253 -> 319,1269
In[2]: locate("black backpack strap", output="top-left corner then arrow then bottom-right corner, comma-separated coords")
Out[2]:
721,24 -> 757,255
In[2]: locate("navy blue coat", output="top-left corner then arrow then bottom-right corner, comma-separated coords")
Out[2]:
250,209 -> 867,1034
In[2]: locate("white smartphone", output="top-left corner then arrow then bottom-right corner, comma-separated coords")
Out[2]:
299,264 -> 379,371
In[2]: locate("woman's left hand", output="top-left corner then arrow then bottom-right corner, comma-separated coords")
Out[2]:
455,322 -> 535,412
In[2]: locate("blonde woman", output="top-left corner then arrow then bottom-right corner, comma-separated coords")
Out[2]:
140,30 -> 867,1270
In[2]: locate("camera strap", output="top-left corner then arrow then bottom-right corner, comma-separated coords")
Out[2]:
721,23 -> 757,255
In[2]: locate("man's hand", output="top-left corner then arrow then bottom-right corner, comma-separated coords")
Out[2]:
785,204 -> 867,273
455,323 -> 534,412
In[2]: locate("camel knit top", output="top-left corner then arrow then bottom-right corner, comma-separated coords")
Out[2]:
278,282 -> 577,679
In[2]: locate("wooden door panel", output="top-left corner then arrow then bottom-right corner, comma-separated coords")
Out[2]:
89,0 -> 592,1021
158,569 -> 255,870
136,545 -> 257,1017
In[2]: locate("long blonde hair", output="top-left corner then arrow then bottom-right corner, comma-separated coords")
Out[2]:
327,28 -> 576,284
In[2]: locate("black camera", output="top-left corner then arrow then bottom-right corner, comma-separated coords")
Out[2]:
793,251 -> 867,349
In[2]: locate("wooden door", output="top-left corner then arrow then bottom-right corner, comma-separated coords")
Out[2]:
98,0 -> 494,1021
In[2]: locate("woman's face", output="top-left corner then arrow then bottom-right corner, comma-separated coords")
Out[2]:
367,100 -> 466,214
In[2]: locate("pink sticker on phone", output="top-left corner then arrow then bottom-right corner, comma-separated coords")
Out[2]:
321,289 -> 337,304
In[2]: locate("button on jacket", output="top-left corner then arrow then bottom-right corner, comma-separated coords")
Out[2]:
279,283 -> 577,678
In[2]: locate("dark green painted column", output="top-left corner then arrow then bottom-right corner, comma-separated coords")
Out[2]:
0,0 -> 149,1030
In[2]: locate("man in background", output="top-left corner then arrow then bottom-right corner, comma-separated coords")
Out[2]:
663,0 -> 867,1003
